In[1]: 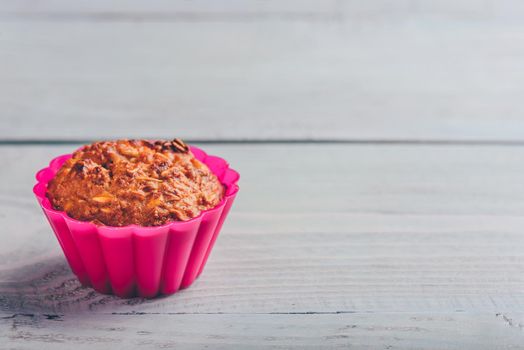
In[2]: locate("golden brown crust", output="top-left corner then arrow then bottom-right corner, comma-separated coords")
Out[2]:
46,139 -> 224,226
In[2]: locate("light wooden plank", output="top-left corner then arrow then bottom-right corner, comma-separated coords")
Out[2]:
1,0 -> 522,20
1,312 -> 524,349
2,15 -> 524,140
0,0 -> 338,17
1,144 -> 524,316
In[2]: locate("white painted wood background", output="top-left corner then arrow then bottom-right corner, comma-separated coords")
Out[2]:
3,0 -> 524,141
1,1 -> 524,349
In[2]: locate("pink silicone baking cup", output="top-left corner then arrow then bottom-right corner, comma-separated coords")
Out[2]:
33,145 -> 239,298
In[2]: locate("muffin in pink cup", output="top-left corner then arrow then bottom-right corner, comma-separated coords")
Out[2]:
33,139 -> 239,298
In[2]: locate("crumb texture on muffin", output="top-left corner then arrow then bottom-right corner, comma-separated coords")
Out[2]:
46,139 -> 224,226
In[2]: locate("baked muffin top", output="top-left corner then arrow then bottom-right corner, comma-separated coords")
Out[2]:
46,139 -> 224,226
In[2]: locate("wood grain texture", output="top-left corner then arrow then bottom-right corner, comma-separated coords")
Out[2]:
1,144 -> 524,318
2,1 -> 524,141
0,0 -> 339,18
2,312 -> 524,349
1,0 -> 522,19
3,1 -> 524,347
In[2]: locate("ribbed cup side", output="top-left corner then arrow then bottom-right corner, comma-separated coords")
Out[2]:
160,220 -> 201,294
43,208 -> 90,286
133,227 -> 170,297
197,190 -> 238,277
66,220 -> 111,293
181,206 -> 224,288
98,227 -> 135,297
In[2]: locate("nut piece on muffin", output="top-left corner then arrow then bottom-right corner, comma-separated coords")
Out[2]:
46,139 -> 224,226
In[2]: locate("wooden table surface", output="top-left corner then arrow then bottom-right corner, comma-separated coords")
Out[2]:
2,1 -> 524,349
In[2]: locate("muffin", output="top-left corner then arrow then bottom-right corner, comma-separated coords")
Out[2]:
47,139 -> 224,226
34,139 -> 239,298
